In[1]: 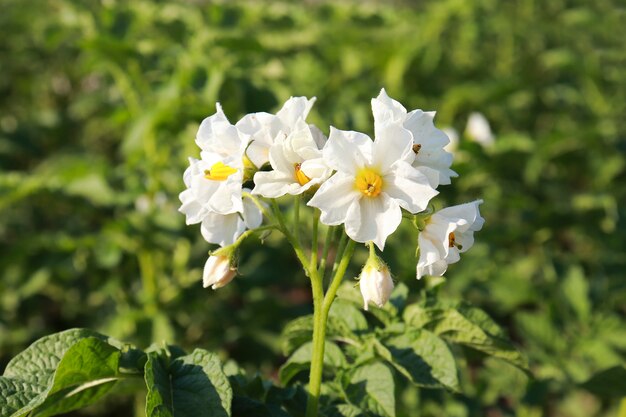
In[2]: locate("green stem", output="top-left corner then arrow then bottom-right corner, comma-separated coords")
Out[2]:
310,211 -> 319,272
317,225 -> 335,280
228,224 -> 277,249
323,239 -> 356,315
305,239 -> 356,417
242,192 -> 274,223
330,230 -> 348,278
294,194 -> 301,245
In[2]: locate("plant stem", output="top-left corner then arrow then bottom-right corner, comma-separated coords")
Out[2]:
310,210 -> 319,271
294,194 -> 301,245
317,225 -> 335,280
330,230 -> 348,278
305,238 -> 356,417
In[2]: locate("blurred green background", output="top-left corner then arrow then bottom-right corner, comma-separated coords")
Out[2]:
1,0 -> 625,416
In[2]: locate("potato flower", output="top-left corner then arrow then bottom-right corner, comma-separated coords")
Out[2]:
236,96 -> 317,168
178,152 -> 244,223
416,200 -> 484,279
252,119 -> 331,198
308,125 -> 438,250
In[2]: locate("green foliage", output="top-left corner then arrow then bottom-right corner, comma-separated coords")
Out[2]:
1,0 -> 625,416
277,283 -> 524,416
1,329 -> 233,417
343,362 -> 395,417
145,350 -> 232,417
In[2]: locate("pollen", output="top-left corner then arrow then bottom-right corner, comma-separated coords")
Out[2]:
355,168 -> 383,197
448,232 -> 456,248
294,163 -> 311,186
412,143 -> 422,154
204,161 -> 238,181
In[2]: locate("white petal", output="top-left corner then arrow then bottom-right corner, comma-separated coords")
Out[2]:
405,110 -> 449,148
383,161 -> 438,213
373,123 -> 414,173
289,121 -> 323,161
237,112 -> 282,139
437,200 -> 484,231
242,192 -> 263,229
417,259 -> 449,279
276,96 -> 316,128
323,127 -> 373,174
246,139 -> 271,168
252,170 -> 299,198
300,158 -> 331,181
207,173 -> 244,215
268,137 -> 294,173
196,106 -> 247,157
178,189 -> 207,225
345,193 -> 401,250
445,247 -> 461,264
200,212 -> 245,246
308,172 -> 361,226
196,103 -> 228,145
308,124 -> 328,149
372,88 -> 407,133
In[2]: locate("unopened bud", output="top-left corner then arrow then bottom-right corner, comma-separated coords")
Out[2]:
203,254 -> 236,290
359,260 -> 394,311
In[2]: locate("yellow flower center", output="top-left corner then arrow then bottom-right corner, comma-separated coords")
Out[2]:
355,168 -> 383,197
294,163 -> 311,186
204,161 -> 237,181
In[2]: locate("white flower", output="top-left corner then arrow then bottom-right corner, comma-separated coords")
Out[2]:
203,254 -> 236,289
359,262 -> 394,311
178,152 -> 244,222
236,96 -> 317,168
199,188 -> 264,247
372,89 -> 457,186
308,125 -> 438,250
465,112 -> 495,148
252,119 -> 330,198
416,200 -> 485,279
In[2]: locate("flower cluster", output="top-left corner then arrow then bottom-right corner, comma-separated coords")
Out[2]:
179,89 -> 484,309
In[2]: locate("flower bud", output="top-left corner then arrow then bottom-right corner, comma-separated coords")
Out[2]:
359,256 -> 394,311
203,254 -> 236,290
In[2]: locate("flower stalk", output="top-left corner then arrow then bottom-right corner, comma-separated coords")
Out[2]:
305,238 -> 356,417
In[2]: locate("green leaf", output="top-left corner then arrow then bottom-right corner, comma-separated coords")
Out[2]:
381,329 -> 459,391
560,266 -> 590,320
580,366 -> 626,399
0,377 -> 44,417
3,329 -> 108,387
278,341 -> 346,385
8,337 -> 122,417
344,362 -> 395,417
33,337 -> 122,417
329,300 -> 368,332
405,303 -> 527,369
145,349 -> 233,417
324,403 -> 366,417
